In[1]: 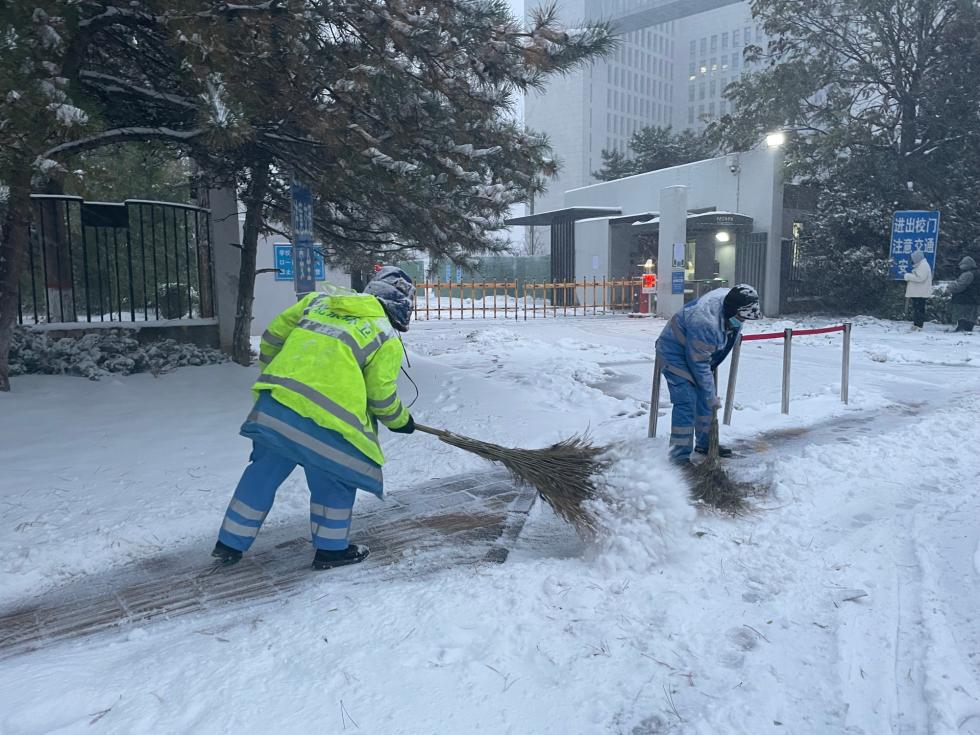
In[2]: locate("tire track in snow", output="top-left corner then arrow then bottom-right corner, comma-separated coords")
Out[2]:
739,391 -> 980,734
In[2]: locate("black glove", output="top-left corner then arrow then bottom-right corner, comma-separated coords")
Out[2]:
389,415 -> 415,434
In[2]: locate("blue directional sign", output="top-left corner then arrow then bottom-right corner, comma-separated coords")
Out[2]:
671,270 -> 684,295
889,210 -> 940,280
290,177 -> 317,295
274,244 -> 325,282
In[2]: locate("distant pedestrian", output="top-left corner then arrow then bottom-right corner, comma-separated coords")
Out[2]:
947,255 -> 979,332
903,250 -> 933,329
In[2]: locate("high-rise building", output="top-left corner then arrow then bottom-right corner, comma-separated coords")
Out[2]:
525,0 -> 763,215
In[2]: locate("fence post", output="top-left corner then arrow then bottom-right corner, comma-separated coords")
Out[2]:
723,335 -> 742,426
781,327 -> 793,415
841,322 -> 851,404
648,352 -> 664,438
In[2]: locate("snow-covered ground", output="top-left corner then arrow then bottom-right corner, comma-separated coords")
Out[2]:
2,315 -> 979,734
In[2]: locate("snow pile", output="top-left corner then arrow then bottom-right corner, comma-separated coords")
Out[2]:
9,328 -> 228,380
589,440 -> 695,572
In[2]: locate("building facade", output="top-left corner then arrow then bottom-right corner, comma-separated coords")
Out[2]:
524,0 -> 762,215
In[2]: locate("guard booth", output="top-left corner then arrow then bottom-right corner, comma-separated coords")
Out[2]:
610,210 -> 755,301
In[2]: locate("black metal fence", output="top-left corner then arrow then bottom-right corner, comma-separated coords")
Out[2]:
18,195 -> 214,325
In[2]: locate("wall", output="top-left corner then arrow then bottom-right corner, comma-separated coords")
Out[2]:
208,187 -> 241,352
523,0 -> 590,215
574,218 -> 612,303
671,3 -> 761,130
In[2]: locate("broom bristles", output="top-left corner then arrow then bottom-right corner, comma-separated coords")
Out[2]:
686,410 -> 749,513
418,425 -> 609,536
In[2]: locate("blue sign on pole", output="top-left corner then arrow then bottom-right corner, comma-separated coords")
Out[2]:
889,210 -> 940,280
290,176 -> 317,296
274,244 -> 325,282
671,270 -> 685,295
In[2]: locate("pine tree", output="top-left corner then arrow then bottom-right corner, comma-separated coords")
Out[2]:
0,0 -> 613,387
714,0 -> 980,314
593,126 -> 714,181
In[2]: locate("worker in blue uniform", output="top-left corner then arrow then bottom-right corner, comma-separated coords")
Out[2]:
655,284 -> 761,464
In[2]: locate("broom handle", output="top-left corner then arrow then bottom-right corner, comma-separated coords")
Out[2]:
707,367 -> 721,461
414,422 -> 450,439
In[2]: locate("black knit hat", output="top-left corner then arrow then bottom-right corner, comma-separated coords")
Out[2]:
723,284 -> 761,320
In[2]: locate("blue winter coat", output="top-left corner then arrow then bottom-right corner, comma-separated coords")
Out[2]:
655,288 -> 741,400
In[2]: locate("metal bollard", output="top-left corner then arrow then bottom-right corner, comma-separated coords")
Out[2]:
648,353 -> 664,438
841,322 -> 851,404
781,327 -> 792,414
723,335 -> 742,425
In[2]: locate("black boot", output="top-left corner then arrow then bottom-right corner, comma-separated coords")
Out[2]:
211,540 -> 243,564
695,445 -> 734,458
312,544 -> 370,570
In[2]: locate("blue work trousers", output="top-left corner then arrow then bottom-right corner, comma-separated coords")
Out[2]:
664,372 -> 713,461
218,442 -> 357,552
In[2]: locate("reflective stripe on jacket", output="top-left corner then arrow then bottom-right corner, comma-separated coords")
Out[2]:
253,292 -> 410,466
655,288 -> 739,399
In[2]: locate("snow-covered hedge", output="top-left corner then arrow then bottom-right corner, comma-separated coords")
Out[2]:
9,328 -> 228,380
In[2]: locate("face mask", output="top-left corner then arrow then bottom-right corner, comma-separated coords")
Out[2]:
728,316 -> 742,329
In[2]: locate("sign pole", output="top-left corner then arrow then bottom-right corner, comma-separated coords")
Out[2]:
841,322 -> 851,405
289,174 -> 316,300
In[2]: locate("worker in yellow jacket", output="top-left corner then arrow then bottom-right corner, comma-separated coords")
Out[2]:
212,266 -> 416,570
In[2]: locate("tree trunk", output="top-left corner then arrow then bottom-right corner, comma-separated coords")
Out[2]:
231,158 -> 272,366
0,167 -> 33,392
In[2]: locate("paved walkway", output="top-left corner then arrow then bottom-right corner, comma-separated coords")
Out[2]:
0,471 -> 535,660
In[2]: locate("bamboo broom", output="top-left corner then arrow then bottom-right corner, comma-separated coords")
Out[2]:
685,408 -> 747,513
415,423 -> 609,536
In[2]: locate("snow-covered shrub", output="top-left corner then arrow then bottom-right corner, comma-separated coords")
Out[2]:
9,328 -> 228,380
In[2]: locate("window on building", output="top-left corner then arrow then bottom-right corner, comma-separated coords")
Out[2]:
689,39 -> 696,55
710,34 -> 717,51
722,32 -> 729,49
733,29 -> 740,46
710,57 -> 717,72
719,100 -> 727,115
700,37 -> 707,54
709,80 -> 716,96
688,85 -> 695,102
731,53 -> 739,70
709,101 -> 715,116
744,27 -> 751,44
698,103 -> 705,115
698,83 -> 706,100
607,89 -> 612,107
688,107 -> 695,124
699,62 -> 707,75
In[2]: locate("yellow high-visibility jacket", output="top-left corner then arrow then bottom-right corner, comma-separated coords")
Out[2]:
254,292 -> 410,466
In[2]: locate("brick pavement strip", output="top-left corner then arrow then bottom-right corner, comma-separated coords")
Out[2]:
0,472 -> 535,660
